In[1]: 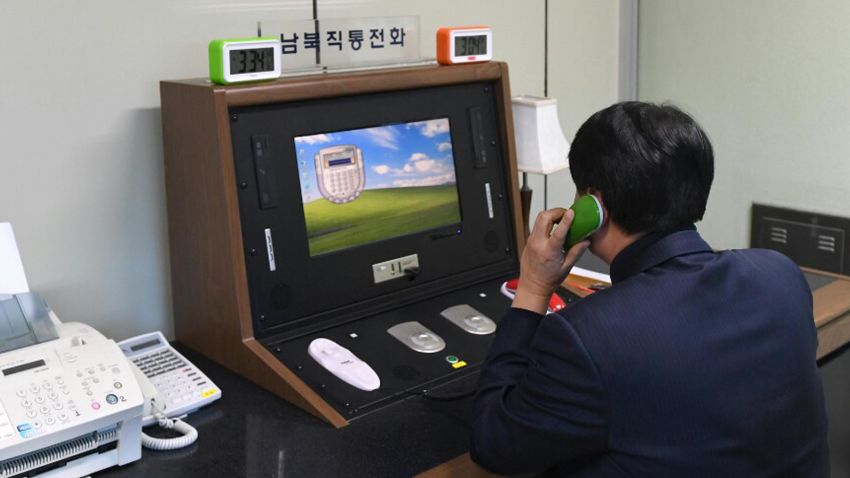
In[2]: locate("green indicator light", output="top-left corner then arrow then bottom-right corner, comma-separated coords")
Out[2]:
446,355 -> 459,364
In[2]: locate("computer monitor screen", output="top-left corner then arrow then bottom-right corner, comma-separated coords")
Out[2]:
295,118 -> 462,256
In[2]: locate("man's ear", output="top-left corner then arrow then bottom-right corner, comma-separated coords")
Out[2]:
587,190 -> 609,228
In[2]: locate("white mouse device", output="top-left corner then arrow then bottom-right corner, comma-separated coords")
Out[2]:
308,338 -> 381,391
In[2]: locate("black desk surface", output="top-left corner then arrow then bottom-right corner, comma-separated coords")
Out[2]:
95,344 -> 477,478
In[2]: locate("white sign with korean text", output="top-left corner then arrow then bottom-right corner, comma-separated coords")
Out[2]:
259,16 -> 422,72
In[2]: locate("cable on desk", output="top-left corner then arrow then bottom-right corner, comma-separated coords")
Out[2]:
141,403 -> 199,451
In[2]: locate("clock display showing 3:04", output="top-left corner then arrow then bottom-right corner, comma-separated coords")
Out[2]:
229,48 -> 275,74
454,35 -> 488,57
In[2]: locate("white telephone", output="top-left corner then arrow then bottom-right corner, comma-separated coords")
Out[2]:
118,332 -> 221,451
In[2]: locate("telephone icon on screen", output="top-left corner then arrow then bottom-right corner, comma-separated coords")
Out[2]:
315,145 -> 366,204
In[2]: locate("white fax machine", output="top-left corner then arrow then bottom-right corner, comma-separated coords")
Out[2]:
0,293 -> 144,478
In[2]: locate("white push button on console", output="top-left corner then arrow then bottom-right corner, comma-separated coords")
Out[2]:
441,304 -> 497,335
387,321 -> 446,353
308,338 -> 381,391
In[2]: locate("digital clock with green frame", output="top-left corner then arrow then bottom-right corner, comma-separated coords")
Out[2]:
209,37 -> 282,85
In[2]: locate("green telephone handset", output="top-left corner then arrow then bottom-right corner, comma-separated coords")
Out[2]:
564,195 -> 604,249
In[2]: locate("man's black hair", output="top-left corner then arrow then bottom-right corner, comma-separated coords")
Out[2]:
569,101 -> 715,234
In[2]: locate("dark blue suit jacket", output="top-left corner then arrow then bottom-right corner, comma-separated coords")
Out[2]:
472,229 -> 829,477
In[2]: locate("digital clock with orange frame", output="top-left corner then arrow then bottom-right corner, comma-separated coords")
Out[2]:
437,26 -> 493,65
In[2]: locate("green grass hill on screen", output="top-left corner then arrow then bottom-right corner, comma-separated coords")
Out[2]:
304,186 -> 460,256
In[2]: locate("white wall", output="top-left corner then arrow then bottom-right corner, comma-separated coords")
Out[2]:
638,0 -> 850,249
318,0 -> 622,213
0,0 -> 619,340
527,1 -> 622,215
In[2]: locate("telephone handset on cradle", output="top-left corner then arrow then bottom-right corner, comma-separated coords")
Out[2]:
564,195 -> 604,249
118,332 -> 222,450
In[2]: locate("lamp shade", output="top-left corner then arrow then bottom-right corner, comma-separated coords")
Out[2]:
512,95 -> 570,175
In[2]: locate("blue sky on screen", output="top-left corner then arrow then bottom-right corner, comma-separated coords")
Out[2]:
295,118 -> 456,203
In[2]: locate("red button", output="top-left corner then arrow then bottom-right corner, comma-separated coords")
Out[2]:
91,402 -> 101,410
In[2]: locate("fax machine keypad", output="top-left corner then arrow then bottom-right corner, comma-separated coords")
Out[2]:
11,377 -> 77,439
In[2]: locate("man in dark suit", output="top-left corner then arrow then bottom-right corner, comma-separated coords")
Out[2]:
471,102 -> 829,477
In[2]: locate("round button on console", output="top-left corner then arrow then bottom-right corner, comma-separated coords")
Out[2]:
105,394 -> 119,405
16,390 -> 26,398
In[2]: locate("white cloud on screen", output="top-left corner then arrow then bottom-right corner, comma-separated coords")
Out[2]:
438,142 -> 452,152
410,119 -> 450,138
392,172 -> 456,187
295,134 -> 334,144
414,159 -> 439,172
364,127 -> 399,150
373,152 -> 454,180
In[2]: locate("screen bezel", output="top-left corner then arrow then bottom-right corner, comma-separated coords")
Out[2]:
230,81 -> 518,338
294,117 -> 464,257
